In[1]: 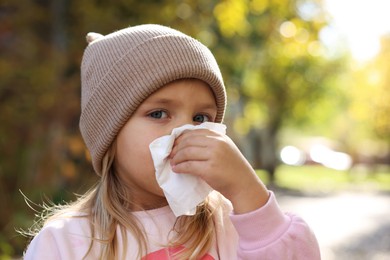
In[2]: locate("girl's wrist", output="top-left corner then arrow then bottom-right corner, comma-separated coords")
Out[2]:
228,179 -> 269,215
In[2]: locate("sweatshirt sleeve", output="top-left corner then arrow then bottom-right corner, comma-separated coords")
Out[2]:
229,191 -> 321,260
24,216 -> 94,260
24,227 -> 61,260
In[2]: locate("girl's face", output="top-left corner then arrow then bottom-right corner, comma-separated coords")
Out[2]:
114,79 -> 218,210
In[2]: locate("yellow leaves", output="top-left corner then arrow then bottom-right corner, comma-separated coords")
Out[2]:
234,117 -> 251,135
280,21 -> 297,38
344,56 -> 390,140
278,18 -> 324,58
176,3 -> 193,20
234,101 -> 268,135
85,149 -> 92,163
244,101 -> 268,126
67,136 -> 85,157
295,27 -> 310,43
307,41 -> 324,57
214,0 -> 250,37
280,18 -> 310,43
60,136 -> 89,180
250,0 -> 269,14
197,29 -> 218,48
66,136 -> 91,162
227,87 -> 240,104
367,69 -> 382,86
61,160 -> 76,180
242,69 -> 266,98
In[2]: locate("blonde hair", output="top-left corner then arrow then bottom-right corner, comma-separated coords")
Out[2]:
27,141 -> 221,259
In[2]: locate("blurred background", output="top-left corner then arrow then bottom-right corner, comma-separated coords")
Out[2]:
1,0 -> 389,259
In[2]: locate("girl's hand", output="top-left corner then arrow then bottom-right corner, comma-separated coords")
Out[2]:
169,129 -> 269,214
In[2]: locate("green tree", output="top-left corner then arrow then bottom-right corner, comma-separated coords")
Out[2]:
372,35 -> 390,155
212,0 -> 344,182
340,35 -> 390,166
0,0 -> 219,256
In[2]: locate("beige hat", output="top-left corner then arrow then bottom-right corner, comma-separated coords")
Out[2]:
79,24 -> 226,175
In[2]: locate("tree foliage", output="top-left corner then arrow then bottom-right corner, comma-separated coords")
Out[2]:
343,35 -> 390,163
211,0 -> 345,180
372,36 -> 390,143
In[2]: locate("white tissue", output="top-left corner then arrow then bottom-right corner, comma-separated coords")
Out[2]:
149,122 -> 227,217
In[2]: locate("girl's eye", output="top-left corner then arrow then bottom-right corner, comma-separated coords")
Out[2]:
193,114 -> 211,123
149,110 -> 168,119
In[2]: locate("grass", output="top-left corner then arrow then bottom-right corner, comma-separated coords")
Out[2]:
256,165 -> 390,193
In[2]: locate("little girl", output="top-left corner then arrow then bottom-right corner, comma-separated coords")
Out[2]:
24,24 -> 320,259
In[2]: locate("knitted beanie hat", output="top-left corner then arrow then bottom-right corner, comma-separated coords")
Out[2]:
79,24 -> 226,175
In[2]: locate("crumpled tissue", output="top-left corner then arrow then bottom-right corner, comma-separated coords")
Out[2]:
149,122 -> 227,217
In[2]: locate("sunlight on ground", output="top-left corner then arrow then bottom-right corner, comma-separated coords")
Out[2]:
277,192 -> 390,259
269,165 -> 390,259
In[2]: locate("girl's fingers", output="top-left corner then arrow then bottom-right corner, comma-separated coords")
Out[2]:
169,129 -> 225,179
171,160 -> 208,176
170,145 -> 210,166
174,129 -> 220,145
170,129 -> 220,157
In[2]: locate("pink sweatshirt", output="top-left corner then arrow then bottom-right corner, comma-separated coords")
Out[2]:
24,192 -> 320,259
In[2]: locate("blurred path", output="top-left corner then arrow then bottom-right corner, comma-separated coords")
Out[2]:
275,190 -> 390,260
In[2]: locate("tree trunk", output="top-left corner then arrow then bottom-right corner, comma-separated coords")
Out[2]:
260,126 -> 278,184
249,126 -> 279,185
